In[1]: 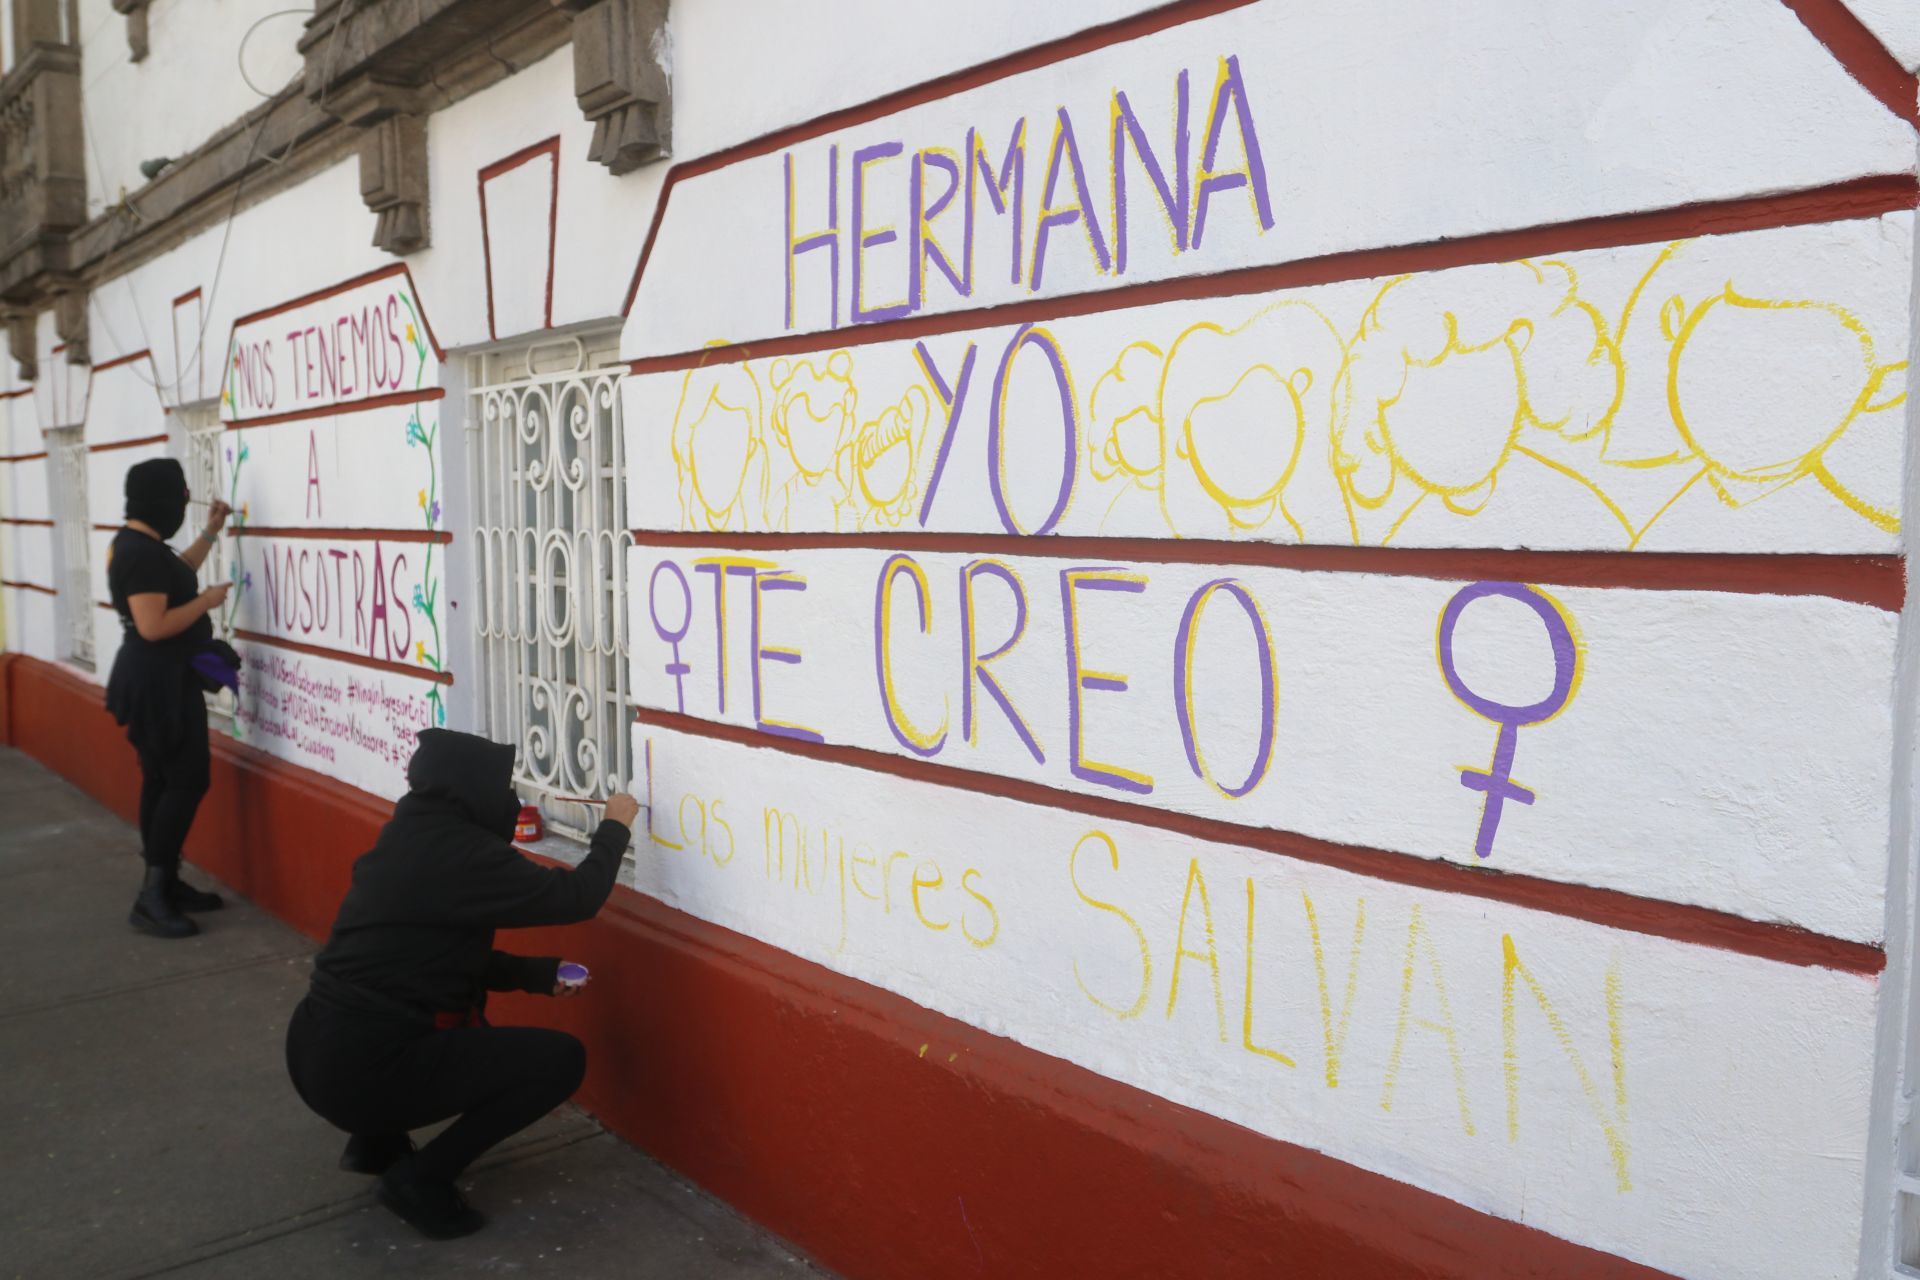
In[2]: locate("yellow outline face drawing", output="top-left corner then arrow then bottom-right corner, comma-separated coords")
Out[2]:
1157,301 -> 1345,540
671,361 -> 766,532
1087,340 -> 1166,489
1663,285 -> 1904,530
769,352 -> 857,528
839,384 -> 930,529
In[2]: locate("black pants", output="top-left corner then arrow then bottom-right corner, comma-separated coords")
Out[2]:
135,697 -> 209,872
285,998 -> 586,1183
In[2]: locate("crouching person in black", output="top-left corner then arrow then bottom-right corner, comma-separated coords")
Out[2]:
285,728 -> 639,1240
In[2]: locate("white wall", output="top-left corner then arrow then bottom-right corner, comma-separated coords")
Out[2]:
78,0 -> 306,219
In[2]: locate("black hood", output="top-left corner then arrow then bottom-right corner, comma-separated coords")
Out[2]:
125,457 -> 190,540
405,728 -> 520,838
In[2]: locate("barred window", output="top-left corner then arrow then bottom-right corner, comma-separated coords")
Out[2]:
468,327 -> 632,842
45,426 -> 92,670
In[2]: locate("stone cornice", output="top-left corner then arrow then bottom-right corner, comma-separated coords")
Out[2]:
3,0 -> 578,308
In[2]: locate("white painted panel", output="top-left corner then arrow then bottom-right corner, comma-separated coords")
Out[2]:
229,403 -> 449,531
10,524 -> 53,583
1844,0 -> 1920,71
627,214 -> 1913,553
634,727 -> 1876,1280
10,458 -> 51,521
628,544 -> 1896,941
624,0 -> 1914,358
481,150 -> 556,341
3,585 -> 56,659
230,534 -> 445,682
231,640 -> 439,800
221,270 -> 438,423
85,359 -> 166,445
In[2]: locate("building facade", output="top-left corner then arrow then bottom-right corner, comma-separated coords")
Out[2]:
3,1 -> 1919,1276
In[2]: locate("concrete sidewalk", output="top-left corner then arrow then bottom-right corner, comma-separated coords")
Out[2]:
0,747 -> 830,1280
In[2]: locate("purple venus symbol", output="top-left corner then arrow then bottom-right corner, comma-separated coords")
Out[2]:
1436,582 -> 1581,859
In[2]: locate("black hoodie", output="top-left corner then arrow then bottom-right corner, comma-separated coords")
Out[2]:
309,729 -> 629,1021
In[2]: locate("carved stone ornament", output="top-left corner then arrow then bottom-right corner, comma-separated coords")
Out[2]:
5,311 -> 35,382
360,114 -> 429,255
109,0 -> 151,63
569,0 -> 671,174
52,285 -> 85,367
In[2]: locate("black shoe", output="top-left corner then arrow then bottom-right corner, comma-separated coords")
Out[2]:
169,876 -> 226,913
339,1133 -> 414,1175
376,1157 -> 487,1240
129,867 -> 198,939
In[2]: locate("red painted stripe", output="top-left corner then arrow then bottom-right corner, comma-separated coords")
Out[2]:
0,450 -> 47,462
225,386 -> 445,430
91,523 -> 119,532
235,525 -> 451,544
636,707 -> 1885,975
478,136 -> 562,340
92,348 -> 154,374
87,433 -> 169,453
0,516 -> 52,527
621,0 -> 1264,315
0,649 -> 1686,1280
232,628 -> 453,685
225,262 -> 446,360
629,176 -> 1917,373
1,579 -> 56,594
0,386 -> 32,400
172,286 -> 203,306
95,600 -> 113,612
1780,0 -> 1920,127
631,531 -> 1905,611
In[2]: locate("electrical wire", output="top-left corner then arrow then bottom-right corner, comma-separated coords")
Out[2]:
69,4 -> 349,402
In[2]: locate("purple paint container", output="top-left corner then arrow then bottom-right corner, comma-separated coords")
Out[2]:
557,962 -> 589,985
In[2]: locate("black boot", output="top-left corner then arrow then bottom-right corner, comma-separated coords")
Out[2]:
376,1156 -> 487,1239
169,875 -> 225,913
339,1133 -> 414,1175
129,867 -> 198,939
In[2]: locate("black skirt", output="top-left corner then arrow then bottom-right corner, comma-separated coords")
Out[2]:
105,638 -> 201,753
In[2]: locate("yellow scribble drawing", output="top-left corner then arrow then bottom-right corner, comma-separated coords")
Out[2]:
837,384 -> 931,530
670,357 -> 768,533
669,235 -> 1904,544
769,352 -> 858,530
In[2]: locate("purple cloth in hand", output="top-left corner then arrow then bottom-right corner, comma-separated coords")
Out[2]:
191,648 -> 239,692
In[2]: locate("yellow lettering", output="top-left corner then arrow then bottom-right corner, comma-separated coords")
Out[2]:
1302,889 -> 1365,1088
1166,858 -> 1227,1042
849,844 -> 881,901
1240,878 -> 1293,1067
882,850 -> 912,914
1502,934 -> 1630,1192
1380,904 -> 1476,1137
1068,830 -> 1151,1019
911,860 -> 950,931
960,868 -> 1001,948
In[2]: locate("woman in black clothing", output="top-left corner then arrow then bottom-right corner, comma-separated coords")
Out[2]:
106,458 -> 232,939
286,728 -> 637,1240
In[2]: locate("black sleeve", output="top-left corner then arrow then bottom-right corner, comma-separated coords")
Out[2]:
437,818 -> 629,929
115,539 -> 172,597
483,951 -> 562,994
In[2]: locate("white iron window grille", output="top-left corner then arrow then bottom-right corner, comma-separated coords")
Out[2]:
181,406 -> 236,720
46,426 -> 92,668
468,329 -> 632,843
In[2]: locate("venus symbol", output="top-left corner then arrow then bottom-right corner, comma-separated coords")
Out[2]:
1435,582 -> 1582,859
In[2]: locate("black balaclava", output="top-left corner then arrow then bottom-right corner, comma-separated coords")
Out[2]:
406,728 -> 522,840
125,458 -> 191,540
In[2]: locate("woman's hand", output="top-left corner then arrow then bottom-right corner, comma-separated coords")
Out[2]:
603,792 -> 641,828
200,582 -> 232,610
204,499 -> 232,537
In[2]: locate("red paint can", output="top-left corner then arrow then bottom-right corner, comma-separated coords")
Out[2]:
514,804 -> 543,844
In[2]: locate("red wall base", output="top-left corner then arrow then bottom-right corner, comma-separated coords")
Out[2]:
0,652 -> 1671,1280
